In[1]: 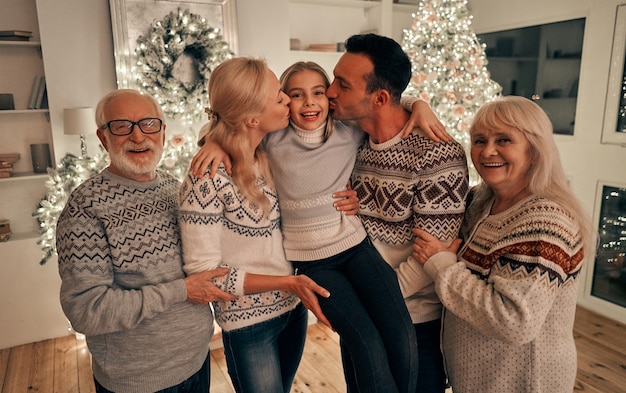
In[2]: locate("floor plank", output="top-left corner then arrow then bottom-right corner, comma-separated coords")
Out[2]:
208,347 -> 234,393
0,347 -> 10,392
53,334 -> 79,393
29,339 -> 55,393
2,342 -> 33,393
574,306 -> 626,354
75,336 -> 95,393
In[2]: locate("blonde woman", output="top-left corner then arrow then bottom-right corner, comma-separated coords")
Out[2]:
178,57 -> 330,393
413,96 -> 595,393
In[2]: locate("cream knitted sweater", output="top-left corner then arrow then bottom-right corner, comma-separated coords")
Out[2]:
178,165 -> 299,332
424,195 -> 584,393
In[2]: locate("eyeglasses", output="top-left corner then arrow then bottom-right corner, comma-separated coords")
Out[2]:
102,118 -> 163,136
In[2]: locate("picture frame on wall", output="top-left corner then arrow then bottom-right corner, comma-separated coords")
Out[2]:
108,0 -> 238,123
601,4 -> 626,145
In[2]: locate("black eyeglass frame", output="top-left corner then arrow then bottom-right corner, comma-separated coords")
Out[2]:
102,118 -> 163,136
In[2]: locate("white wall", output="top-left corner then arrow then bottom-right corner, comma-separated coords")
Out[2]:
2,0 -> 625,348
0,243 -> 68,349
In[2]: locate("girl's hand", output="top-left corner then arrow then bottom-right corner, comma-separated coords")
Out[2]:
412,228 -> 461,265
401,100 -> 451,142
332,183 -> 359,216
189,137 -> 232,178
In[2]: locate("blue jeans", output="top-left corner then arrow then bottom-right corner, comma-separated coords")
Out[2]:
93,353 -> 209,393
221,302 -> 308,393
293,238 -> 418,393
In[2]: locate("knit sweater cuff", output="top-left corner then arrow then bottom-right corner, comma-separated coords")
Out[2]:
173,278 -> 190,303
423,251 -> 457,280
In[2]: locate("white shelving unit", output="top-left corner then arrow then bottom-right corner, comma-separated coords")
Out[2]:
288,0 -> 421,76
0,31 -> 53,241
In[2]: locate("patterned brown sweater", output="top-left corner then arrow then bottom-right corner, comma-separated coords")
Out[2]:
352,127 -> 469,323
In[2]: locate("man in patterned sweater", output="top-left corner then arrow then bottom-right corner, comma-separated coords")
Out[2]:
56,89 -> 235,393
326,34 -> 469,392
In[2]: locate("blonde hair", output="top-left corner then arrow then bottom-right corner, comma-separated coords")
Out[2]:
279,61 -> 334,140
95,89 -> 165,129
205,57 -> 274,215
464,96 -> 595,254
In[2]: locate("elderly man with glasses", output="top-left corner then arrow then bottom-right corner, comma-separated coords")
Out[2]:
56,89 -> 236,393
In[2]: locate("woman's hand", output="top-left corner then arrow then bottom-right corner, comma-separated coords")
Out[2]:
401,100 -> 451,142
412,228 -> 462,266
189,137 -> 232,178
242,273 -> 332,330
286,275 -> 332,330
332,182 -> 359,216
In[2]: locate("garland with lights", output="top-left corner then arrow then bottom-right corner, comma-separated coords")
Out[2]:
134,8 -> 234,123
33,132 -> 198,265
33,150 -> 109,265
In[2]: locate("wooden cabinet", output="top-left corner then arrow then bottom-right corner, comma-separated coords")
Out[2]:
0,7 -> 53,240
478,18 -> 585,135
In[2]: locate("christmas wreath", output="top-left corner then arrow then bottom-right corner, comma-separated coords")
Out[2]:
134,8 -> 234,123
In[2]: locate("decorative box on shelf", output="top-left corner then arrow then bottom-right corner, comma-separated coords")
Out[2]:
0,219 -> 11,242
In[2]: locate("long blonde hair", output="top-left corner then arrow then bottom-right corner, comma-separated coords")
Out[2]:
205,57 -> 274,215
464,96 -> 595,254
279,61 -> 334,140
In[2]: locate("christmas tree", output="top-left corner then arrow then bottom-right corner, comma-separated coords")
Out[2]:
402,0 -> 502,180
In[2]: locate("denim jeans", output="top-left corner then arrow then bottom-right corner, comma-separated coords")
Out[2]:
221,302 -> 308,393
293,238 -> 418,393
93,353 -> 209,393
413,318 -> 446,393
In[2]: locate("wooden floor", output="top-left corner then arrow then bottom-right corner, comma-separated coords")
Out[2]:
1,306 -> 624,393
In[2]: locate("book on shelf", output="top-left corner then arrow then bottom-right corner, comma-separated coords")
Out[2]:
27,75 -> 41,109
33,76 -> 46,110
0,30 -> 33,41
0,161 -> 15,178
307,43 -> 338,52
0,153 -> 20,164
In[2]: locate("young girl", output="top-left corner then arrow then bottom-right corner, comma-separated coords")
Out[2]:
178,57 -> 332,393
192,61 -> 446,392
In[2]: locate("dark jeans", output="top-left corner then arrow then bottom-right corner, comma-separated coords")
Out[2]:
293,238 -> 418,393
222,302 -> 308,393
343,318 -> 446,393
94,352 -> 210,393
414,318 -> 446,393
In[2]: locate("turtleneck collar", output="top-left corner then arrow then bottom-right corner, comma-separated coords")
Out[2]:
292,121 -> 326,145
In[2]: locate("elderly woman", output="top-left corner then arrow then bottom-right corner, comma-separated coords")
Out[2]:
412,96 -> 595,393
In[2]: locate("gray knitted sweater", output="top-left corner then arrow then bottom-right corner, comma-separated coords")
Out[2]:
56,169 -> 213,393
263,121 -> 367,261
